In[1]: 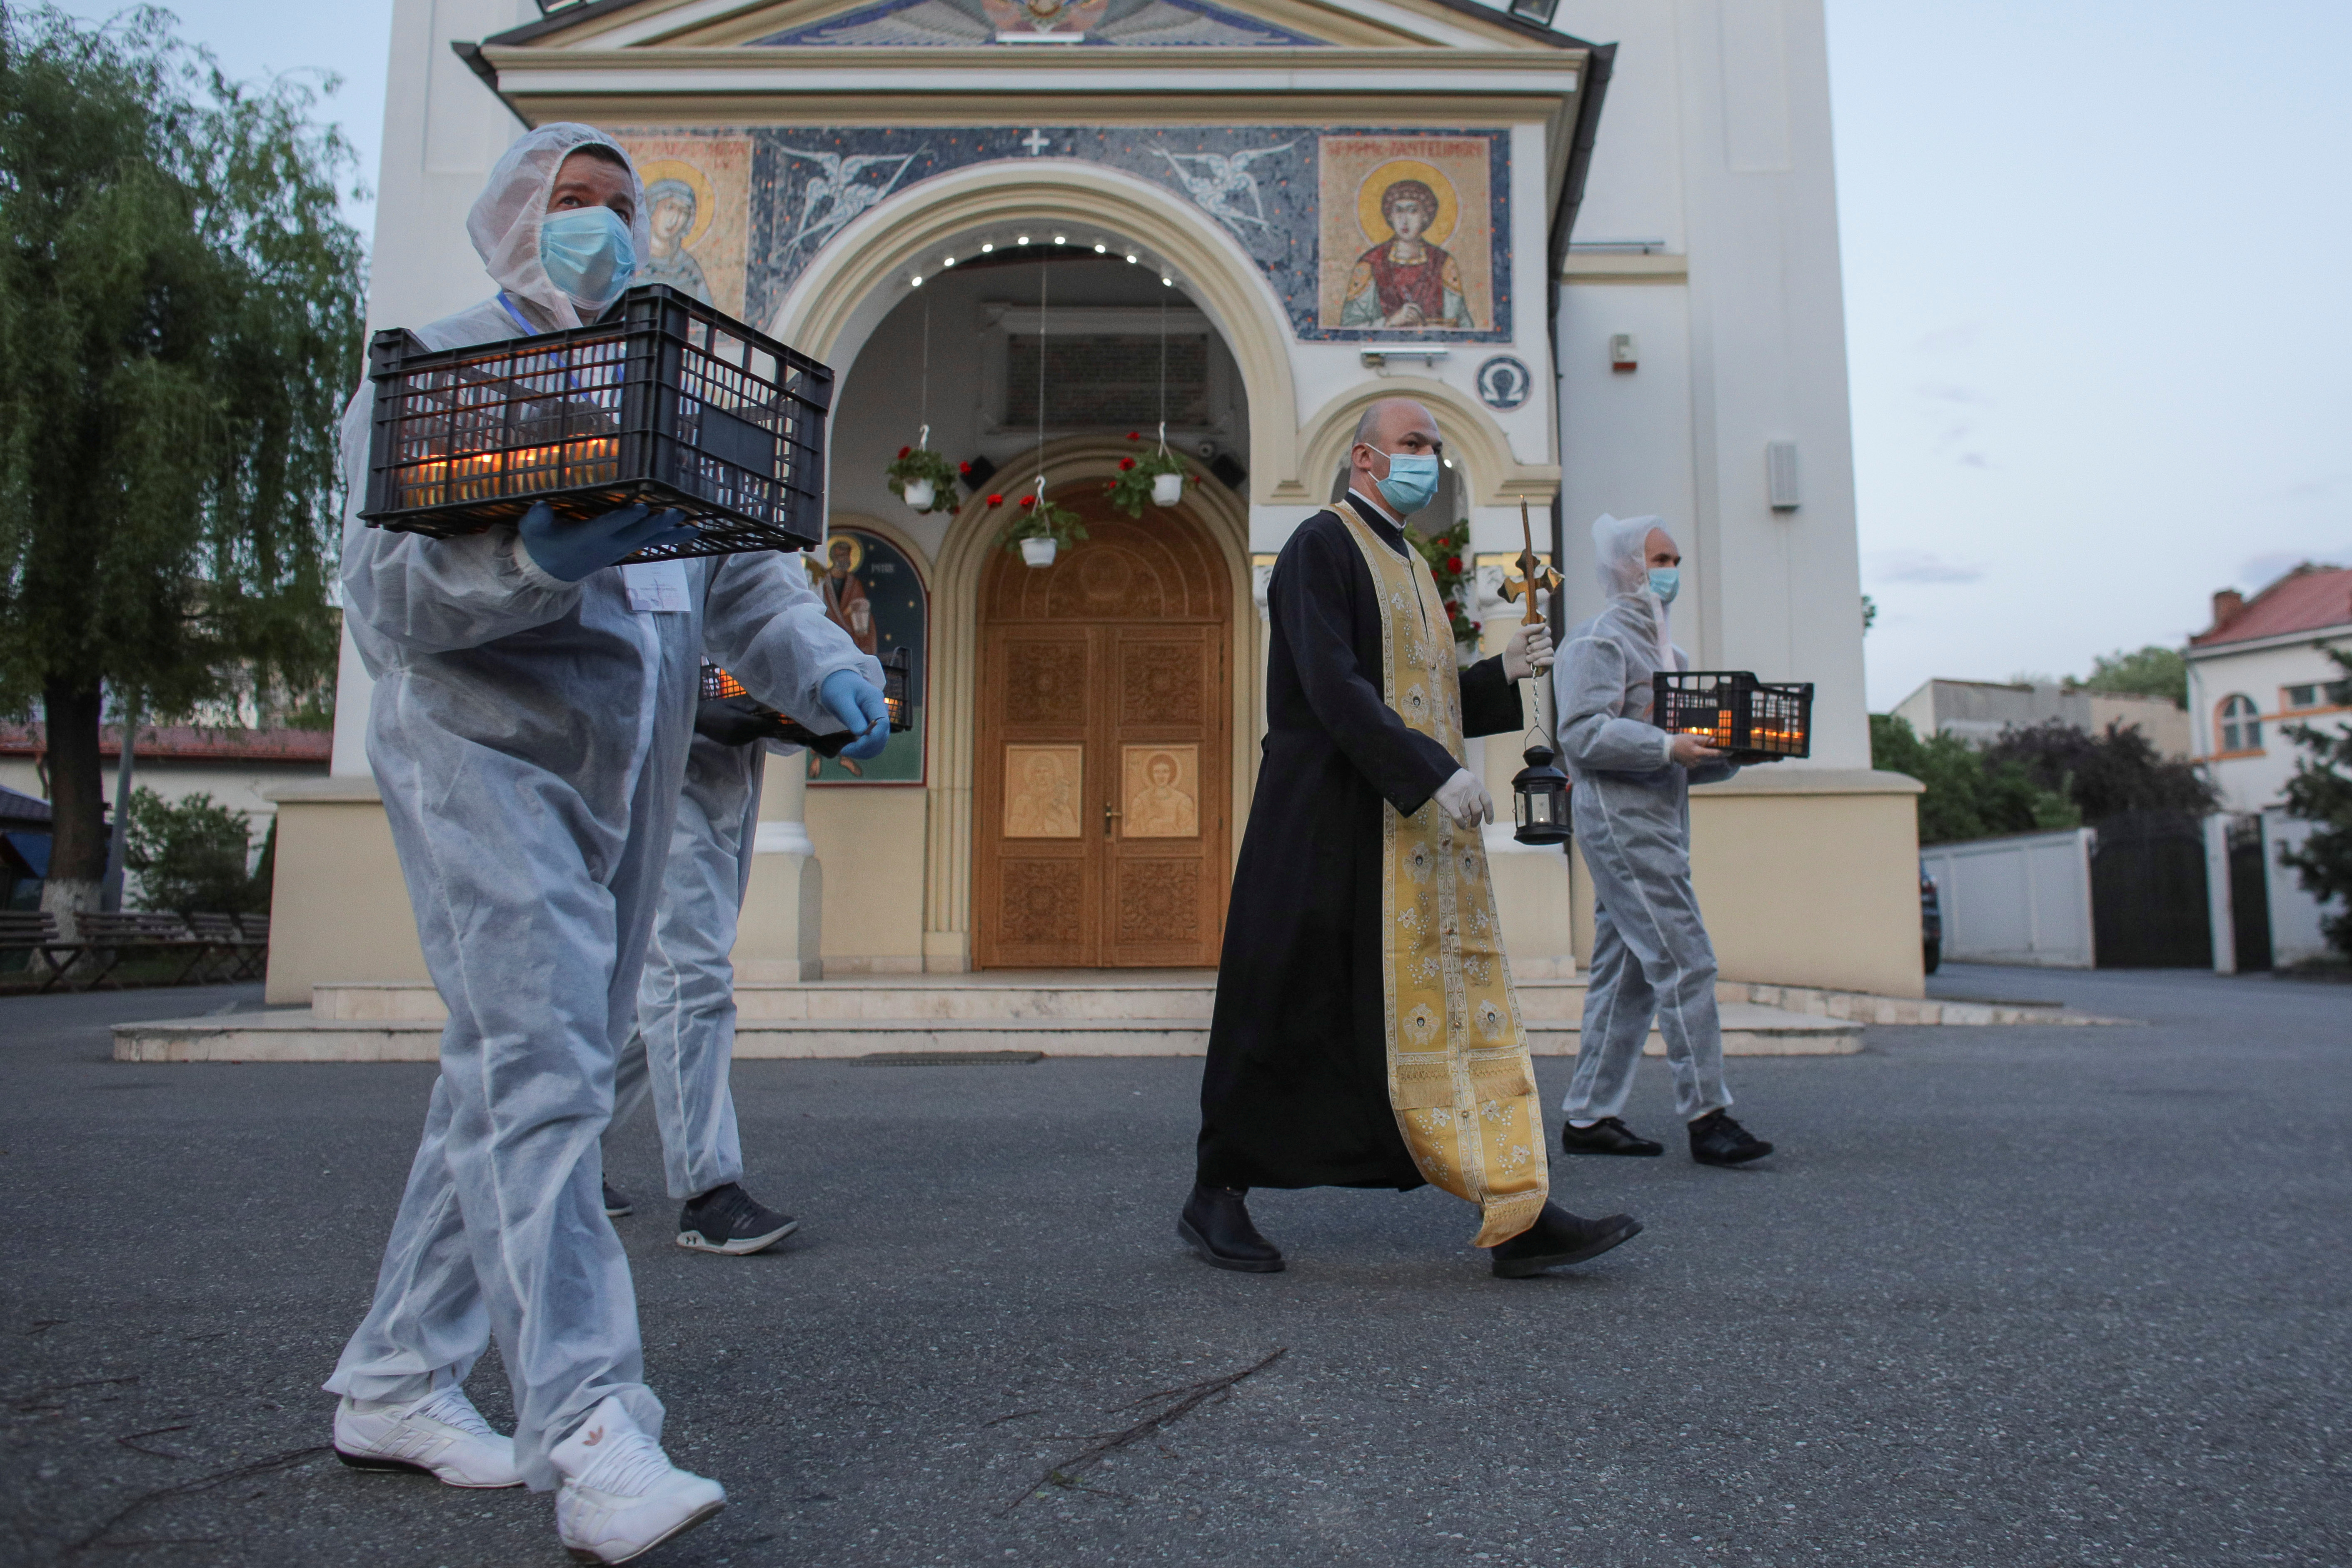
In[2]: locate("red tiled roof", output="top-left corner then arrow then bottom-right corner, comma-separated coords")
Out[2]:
0,724 -> 333,764
2192,564 -> 2352,647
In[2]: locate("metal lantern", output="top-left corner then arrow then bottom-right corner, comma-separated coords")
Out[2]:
1512,743 -> 1571,846
880,645 -> 915,730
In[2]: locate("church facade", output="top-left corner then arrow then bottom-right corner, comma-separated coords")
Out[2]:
271,0 -> 1926,1001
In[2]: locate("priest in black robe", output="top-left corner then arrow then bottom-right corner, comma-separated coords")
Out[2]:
1183,397 -> 1644,1278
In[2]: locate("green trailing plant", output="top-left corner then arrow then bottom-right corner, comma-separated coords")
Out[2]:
2277,647 -> 2352,961
992,486 -> 1087,556
1411,519 -> 1481,648
885,444 -> 959,513
123,785 -> 265,915
1104,432 -> 1192,518
0,7 -> 364,931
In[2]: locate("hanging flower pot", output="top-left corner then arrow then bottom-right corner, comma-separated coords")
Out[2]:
999,489 -> 1088,568
1104,449 -> 1191,518
885,445 -> 959,514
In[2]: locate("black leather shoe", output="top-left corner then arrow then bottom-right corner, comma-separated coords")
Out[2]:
602,1181 -> 633,1218
1561,1116 -> 1665,1156
1489,1202 -> 1642,1278
1688,1109 -> 1774,1166
1178,1183 -> 1285,1273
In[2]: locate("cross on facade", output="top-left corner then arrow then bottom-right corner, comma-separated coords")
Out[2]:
1020,129 -> 1052,156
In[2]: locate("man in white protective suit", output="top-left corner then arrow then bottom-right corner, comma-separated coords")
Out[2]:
1551,514 -> 1777,1169
599,682 -> 822,1255
322,125 -> 887,1565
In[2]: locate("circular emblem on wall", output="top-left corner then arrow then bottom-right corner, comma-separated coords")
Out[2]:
1476,355 -> 1532,410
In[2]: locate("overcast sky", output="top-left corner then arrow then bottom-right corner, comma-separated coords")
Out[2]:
54,1 -> 2352,711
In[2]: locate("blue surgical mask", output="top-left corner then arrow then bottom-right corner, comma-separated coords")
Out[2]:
1647,567 -> 1680,603
539,206 -> 636,311
1366,447 -> 1442,515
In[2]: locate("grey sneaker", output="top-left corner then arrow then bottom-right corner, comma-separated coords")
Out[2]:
676,1183 -> 799,1256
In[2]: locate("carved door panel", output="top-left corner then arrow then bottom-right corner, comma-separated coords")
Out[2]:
973,502 -> 1231,969
1103,627 -> 1226,966
977,625 -> 1097,967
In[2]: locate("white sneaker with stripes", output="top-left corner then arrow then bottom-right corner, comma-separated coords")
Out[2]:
551,1396 -> 725,1564
333,1384 -> 522,1488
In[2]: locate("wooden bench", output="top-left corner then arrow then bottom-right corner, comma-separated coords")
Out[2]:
65,912 -> 220,989
0,911 -> 76,991
186,911 -> 267,982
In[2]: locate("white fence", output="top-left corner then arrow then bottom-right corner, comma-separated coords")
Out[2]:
1920,828 -> 2097,969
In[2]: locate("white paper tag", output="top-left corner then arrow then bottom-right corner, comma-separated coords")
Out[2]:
620,560 -> 691,615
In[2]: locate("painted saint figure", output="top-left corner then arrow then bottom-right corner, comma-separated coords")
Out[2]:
639,177 -> 712,302
819,536 -> 879,656
1339,179 -> 1473,332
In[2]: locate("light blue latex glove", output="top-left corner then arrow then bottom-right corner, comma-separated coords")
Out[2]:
820,669 -> 891,760
516,499 -> 697,583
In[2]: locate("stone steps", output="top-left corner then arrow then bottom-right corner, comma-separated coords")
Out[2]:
115,974 -> 1863,1063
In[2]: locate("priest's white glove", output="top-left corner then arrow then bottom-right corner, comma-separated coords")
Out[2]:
1502,621 -> 1555,680
1434,767 -> 1494,828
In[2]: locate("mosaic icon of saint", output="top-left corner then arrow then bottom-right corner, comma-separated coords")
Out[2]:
1339,178 -> 1472,332
819,536 -> 879,656
640,177 -> 712,303
1127,752 -> 1197,837
1008,753 -> 1081,838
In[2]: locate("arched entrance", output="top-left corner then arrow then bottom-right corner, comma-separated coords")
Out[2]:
972,491 -> 1233,968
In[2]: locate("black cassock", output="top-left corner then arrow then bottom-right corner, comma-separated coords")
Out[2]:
1196,502 -> 1523,1191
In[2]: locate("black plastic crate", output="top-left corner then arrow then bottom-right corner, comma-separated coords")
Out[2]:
360,285 -> 831,560
1651,670 -> 1813,763
701,647 -> 915,755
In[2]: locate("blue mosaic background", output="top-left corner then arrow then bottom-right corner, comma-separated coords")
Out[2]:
739,126 -> 1513,344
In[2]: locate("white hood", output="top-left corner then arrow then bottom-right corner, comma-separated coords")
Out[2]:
466,122 -> 650,330
1590,512 -> 1673,672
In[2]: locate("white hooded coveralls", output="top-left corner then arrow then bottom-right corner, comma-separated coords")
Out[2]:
323,125 -> 877,1489
607,732 -> 770,1202
1552,514 -> 1741,1124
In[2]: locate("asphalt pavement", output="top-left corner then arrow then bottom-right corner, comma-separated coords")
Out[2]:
1,966 -> 2345,1567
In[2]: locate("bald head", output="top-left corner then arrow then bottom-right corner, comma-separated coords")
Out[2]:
1346,398 -> 1443,518
1353,398 -> 1436,451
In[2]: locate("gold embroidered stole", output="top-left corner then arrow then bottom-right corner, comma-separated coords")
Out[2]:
1333,498 -> 1549,1247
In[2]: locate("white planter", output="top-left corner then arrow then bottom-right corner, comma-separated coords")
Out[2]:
901,477 -> 934,511
1020,536 -> 1059,569
1151,471 -> 1186,507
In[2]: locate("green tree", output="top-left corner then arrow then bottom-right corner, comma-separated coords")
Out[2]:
2277,648 -> 2352,962
122,784 -> 264,914
1870,713 -> 2079,845
1982,719 -> 2215,823
2081,644 -> 2188,707
0,7 -> 362,934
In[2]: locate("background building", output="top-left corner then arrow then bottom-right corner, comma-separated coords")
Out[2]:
1889,678 -> 2189,757
267,0 -> 1923,1002
2187,567 -> 2352,814
2187,565 -> 2350,971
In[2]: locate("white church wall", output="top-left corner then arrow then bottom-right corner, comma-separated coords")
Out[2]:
332,0 -> 532,778
1553,0 -> 1867,771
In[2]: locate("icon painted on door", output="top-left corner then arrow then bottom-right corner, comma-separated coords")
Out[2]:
1004,745 -> 1083,838
1122,745 -> 1199,838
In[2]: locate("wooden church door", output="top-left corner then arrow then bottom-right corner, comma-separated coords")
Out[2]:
973,496 -> 1232,968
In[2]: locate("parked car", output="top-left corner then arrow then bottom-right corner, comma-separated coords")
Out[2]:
1920,870 -> 1943,974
